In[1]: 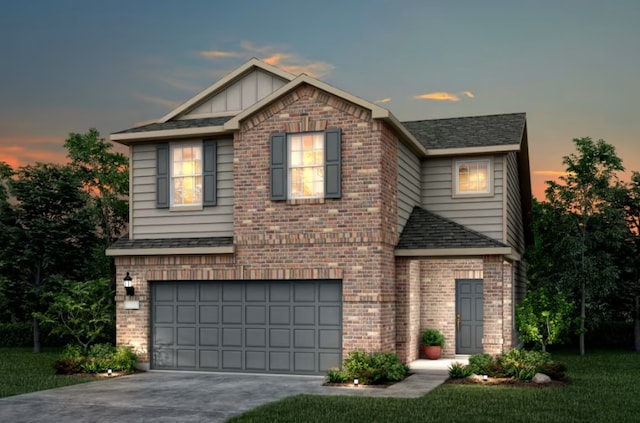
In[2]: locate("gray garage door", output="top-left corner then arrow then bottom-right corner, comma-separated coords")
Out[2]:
151,280 -> 342,374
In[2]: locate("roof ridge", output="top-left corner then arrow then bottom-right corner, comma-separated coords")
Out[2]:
401,112 -> 525,125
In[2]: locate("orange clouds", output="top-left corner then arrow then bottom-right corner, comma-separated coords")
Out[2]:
414,90 -> 476,102
375,97 -> 392,104
0,136 -> 68,169
200,41 -> 334,78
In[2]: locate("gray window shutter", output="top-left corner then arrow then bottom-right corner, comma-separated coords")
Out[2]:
156,143 -> 170,208
324,128 -> 342,198
270,133 -> 287,200
203,140 -> 217,206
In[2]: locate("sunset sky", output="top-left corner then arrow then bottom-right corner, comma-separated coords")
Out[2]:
1,0 -> 638,199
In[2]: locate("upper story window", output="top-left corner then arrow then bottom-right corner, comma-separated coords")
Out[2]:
453,158 -> 492,197
171,143 -> 202,206
288,133 -> 324,199
270,129 -> 341,201
156,141 -> 217,210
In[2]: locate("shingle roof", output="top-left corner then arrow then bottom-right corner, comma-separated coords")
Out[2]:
108,236 -> 233,250
397,207 -> 507,250
114,116 -> 234,134
401,113 -> 525,150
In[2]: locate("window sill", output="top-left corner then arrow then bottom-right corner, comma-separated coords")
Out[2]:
451,192 -> 494,199
286,198 -> 326,205
169,205 -> 204,212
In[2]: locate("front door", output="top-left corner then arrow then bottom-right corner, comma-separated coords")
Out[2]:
456,279 -> 483,354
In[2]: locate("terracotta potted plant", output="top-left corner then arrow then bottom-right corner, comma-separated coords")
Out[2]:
422,329 -> 445,360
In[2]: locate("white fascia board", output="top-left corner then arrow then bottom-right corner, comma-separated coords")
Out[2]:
110,126 -> 229,144
395,247 -> 513,257
159,58 -> 296,123
425,144 -> 521,157
106,246 -> 235,256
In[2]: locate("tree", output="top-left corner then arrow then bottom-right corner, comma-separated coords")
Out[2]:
516,286 -> 575,352
623,172 -> 640,351
540,137 -> 627,355
10,163 -> 98,352
64,129 -> 129,284
34,278 -> 115,354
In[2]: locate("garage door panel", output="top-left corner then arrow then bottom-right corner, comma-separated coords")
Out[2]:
200,327 -> 218,346
177,305 -> 196,323
319,306 -> 340,326
199,305 -> 218,323
246,306 -> 266,324
270,328 -> 290,347
294,329 -> 315,348
222,305 -> 242,323
294,306 -> 315,325
270,306 -> 290,324
151,280 -> 342,374
246,328 -> 266,347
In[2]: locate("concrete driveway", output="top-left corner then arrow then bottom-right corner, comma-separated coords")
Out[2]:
0,363 -> 452,423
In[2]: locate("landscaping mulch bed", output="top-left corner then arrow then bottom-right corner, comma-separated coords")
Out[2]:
323,373 -> 414,388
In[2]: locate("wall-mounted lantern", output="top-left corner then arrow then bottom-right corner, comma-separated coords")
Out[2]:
124,272 -> 135,296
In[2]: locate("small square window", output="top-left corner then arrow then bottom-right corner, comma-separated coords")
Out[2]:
454,158 -> 492,196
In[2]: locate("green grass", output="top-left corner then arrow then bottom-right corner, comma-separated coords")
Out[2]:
229,350 -> 640,423
0,348 -> 93,398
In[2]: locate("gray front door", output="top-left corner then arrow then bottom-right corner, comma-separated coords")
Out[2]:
151,280 -> 342,374
456,279 -> 483,354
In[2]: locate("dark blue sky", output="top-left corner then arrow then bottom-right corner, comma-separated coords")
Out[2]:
1,0 -> 639,198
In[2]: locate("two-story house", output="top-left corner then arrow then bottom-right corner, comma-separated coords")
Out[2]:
107,58 -> 532,374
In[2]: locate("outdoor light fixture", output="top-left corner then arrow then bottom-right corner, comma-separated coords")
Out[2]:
124,272 -> 135,296
354,378 -> 359,386
483,374 -> 488,381
107,369 -> 113,376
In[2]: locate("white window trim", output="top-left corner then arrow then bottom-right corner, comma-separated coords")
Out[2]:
169,141 -> 204,211
452,157 -> 494,198
287,132 -> 325,200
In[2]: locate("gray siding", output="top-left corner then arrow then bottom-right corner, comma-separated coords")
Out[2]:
183,69 -> 287,118
397,143 -> 421,234
505,152 -> 525,253
421,155 -> 504,242
131,139 -> 234,239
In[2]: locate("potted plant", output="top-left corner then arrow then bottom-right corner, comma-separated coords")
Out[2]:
422,329 -> 445,360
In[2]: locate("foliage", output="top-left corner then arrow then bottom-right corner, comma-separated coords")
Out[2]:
34,278 -> 115,354
326,368 -> 348,383
0,322 -> 32,347
421,329 -> 445,347
340,351 -> 409,385
499,349 -> 552,380
64,129 -> 129,283
528,137 -> 630,355
448,362 -> 472,378
467,353 -> 494,375
54,343 -> 137,374
230,350 -> 639,423
516,287 -> 575,351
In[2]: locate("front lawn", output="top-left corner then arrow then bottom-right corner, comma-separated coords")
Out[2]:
229,350 -> 640,423
0,348 -> 93,398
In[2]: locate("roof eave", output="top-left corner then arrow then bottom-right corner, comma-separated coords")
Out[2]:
110,125 -> 230,145
426,144 -> 521,157
395,246 -> 516,258
106,245 -> 235,256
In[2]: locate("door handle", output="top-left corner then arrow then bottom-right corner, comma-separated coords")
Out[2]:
456,313 -> 461,330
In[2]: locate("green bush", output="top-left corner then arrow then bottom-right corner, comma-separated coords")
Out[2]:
537,361 -> 568,380
448,362 -> 472,378
499,349 -> 552,380
422,329 -> 445,347
54,343 -> 137,374
340,351 -> 409,385
0,322 -> 32,347
467,353 -> 494,375
326,368 -> 348,383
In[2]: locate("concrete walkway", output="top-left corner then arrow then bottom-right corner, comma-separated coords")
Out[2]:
0,358 -> 462,423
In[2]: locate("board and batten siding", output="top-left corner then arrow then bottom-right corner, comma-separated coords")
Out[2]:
397,142 -> 421,234
182,69 -> 287,118
421,155 -> 504,242
505,152 -> 525,253
130,139 -> 234,239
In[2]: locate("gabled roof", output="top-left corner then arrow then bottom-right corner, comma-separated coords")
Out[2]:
402,113 -> 526,155
396,207 -> 512,256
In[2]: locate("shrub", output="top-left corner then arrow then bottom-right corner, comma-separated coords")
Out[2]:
422,329 -> 445,347
54,343 -> 137,374
499,348 -> 552,380
537,361 -> 568,380
516,287 -> 574,352
339,351 -> 409,385
448,362 -> 472,378
467,353 -> 494,375
326,368 -> 348,383
0,322 -> 32,347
